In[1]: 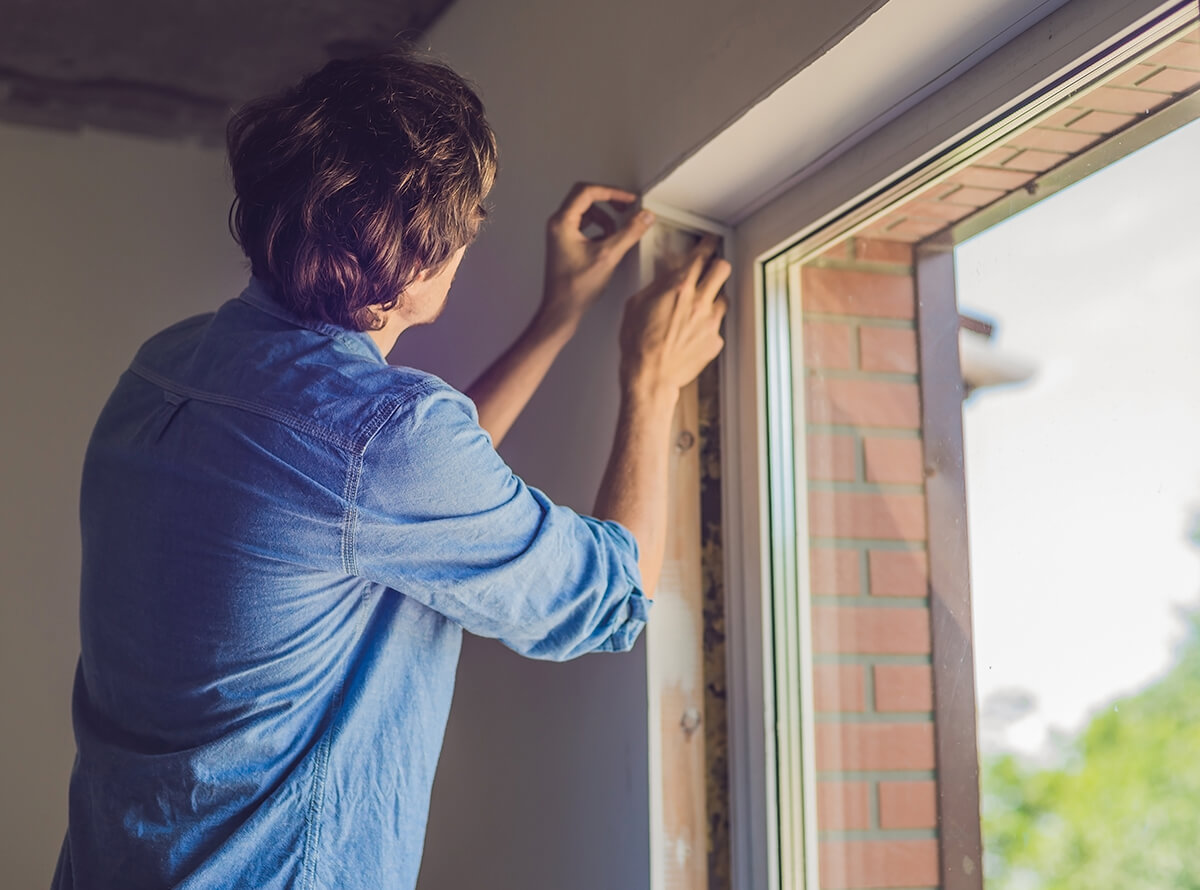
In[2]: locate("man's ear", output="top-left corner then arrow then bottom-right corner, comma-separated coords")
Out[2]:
363,304 -> 388,330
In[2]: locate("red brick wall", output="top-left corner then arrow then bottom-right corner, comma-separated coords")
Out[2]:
802,237 -> 939,890
858,27 -> 1200,243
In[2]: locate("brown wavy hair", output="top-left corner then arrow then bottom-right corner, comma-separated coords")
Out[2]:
227,51 -> 497,331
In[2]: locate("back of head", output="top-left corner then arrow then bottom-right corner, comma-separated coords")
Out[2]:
227,50 -> 498,331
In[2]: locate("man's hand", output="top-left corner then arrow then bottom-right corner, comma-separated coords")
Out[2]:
593,235 -> 730,599
467,183 -> 654,446
541,183 -> 657,332
619,235 -> 730,401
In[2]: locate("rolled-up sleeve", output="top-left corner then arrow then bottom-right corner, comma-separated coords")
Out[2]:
351,382 -> 649,660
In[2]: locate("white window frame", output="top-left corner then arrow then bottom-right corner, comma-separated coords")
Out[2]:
641,1 -> 1198,887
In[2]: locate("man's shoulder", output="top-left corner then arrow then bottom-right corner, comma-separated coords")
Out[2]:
125,293 -> 465,455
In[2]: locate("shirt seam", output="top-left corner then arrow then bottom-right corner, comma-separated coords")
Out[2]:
129,363 -> 360,452
128,363 -> 443,456
341,453 -> 363,577
299,718 -> 334,890
343,381 -> 455,577
298,586 -> 376,890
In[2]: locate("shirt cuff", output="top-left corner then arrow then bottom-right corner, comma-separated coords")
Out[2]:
595,586 -> 652,653
592,519 -> 652,653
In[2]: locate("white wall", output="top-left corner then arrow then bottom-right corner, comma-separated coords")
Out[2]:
0,123 -> 247,884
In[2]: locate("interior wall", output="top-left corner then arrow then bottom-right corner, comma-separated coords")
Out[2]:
0,122 -> 247,885
412,2 -> 888,887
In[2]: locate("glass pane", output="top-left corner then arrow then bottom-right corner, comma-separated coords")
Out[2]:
958,116 -> 1200,888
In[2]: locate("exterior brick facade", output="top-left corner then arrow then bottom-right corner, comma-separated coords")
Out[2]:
802,236 -> 939,888
859,28 -> 1200,244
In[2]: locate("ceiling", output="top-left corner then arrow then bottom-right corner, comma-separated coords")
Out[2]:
647,0 -> 1075,223
0,0 -> 454,144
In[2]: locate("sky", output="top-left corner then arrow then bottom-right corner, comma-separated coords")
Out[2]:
955,115 -> 1200,758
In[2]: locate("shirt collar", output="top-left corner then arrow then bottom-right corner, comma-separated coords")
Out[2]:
238,276 -> 387,364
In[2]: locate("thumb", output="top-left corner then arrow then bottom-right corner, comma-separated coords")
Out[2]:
605,208 -> 656,259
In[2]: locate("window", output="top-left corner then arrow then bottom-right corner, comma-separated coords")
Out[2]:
754,8 -> 1199,890
638,2 -> 1200,888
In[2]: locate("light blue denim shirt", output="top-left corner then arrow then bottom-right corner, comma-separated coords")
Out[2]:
53,278 -> 648,890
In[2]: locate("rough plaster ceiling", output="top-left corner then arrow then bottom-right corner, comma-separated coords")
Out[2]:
0,0 -> 454,144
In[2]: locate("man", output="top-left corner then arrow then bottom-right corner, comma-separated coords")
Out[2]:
53,49 -> 728,889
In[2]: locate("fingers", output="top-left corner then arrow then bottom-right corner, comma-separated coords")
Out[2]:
581,204 -> 617,238
676,235 -> 728,315
554,183 -> 640,229
678,235 -> 719,288
696,253 -> 731,304
605,207 -> 657,255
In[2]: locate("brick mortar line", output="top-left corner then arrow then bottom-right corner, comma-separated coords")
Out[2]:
814,654 -> 932,665
808,368 -> 919,383
802,313 -> 916,328
972,161 -> 1025,172
808,481 -> 926,495
818,828 -> 939,842
818,769 -> 936,780
804,257 -> 916,276
1050,108 -> 1090,128
810,538 -> 929,551
812,595 -> 930,608
806,425 -> 925,437
1127,64 -> 1168,87
856,316 -> 922,330
812,537 -> 930,546
815,713 -> 934,724
864,662 -> 877,714
808,424 -> 923,439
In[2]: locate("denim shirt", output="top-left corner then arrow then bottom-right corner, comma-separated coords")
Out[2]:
53,279 -> 648,890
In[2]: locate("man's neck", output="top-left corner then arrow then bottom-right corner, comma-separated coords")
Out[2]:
366,311 -> 408,361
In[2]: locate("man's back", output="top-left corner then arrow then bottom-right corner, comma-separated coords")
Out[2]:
50,48 -> 732,889
55,280 -> 647,889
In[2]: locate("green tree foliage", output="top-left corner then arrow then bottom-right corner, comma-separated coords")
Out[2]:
981,612 -> 1200,889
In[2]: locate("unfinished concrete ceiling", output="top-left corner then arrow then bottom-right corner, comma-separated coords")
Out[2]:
0,0 -> 455,144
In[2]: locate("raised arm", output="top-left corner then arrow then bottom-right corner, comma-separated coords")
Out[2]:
355,237 -> 728,655
466,183 -> 655,446
593,237 -> 730,598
